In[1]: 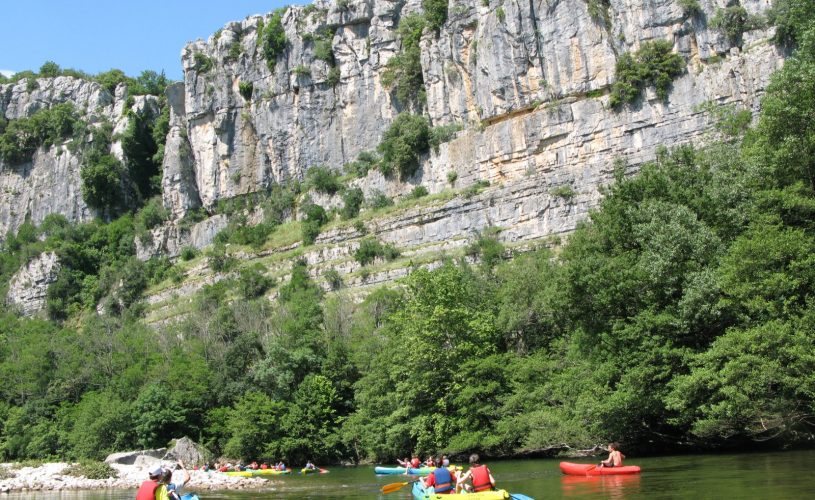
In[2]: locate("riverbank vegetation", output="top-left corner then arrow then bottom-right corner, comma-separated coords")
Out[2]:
1,1 -> 814,465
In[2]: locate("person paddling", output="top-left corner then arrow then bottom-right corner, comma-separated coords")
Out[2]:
164,461 -> 190,500
135,466 -> 164,500
598,442 -> 625,468
422,455 -> 455,494
456,454 -> 495,493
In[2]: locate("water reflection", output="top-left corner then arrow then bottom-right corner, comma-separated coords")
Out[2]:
560,473 -> 641,498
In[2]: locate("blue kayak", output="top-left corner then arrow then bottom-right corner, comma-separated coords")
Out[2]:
181,495 -> 199,500
375,466 -> 434,475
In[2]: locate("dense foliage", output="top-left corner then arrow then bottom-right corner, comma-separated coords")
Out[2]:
609,40 -> 685,108
378,113 -> 430,180
381,14 -> 427,108
0,2 -> 813,467
262,10 -> 288,71
0,103 -> 79,165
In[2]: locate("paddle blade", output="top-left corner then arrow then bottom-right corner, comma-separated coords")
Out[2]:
381,481 -> 410,494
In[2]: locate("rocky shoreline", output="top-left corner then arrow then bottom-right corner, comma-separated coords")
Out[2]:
0,461 -> 271,494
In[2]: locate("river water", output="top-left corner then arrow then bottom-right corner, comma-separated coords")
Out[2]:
5,450 -> 813,499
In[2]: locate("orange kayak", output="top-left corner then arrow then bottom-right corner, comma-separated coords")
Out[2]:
559,461 -> 641,475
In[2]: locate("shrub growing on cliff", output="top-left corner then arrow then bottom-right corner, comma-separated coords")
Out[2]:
0,103 -> 80,165
306,165 -> 341,194
301,201 -> 328,245
262,9 -> 288,71
342,187 -> 365,220
710,5 -> 762,45
381,14 -> 427,107
239,81 -> 254,100
378,113 -> 430,180
769,0 -> 815,47
354,237 -> 400,266
609,40 -> 685,108
81,154 -> 125,211
423,0 -> 449,32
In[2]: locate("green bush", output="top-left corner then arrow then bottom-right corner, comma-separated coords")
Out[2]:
0,103 -> 80,165
39,61 -> 61,78
306,165 -> 341,194
193,53 -> 214,73
410,185 -> 429,198
262,10 -> 288,71
134,197 -> 168,234
609,40 -> 685,108
550,185 -> 576,200
324,268 -> 343,290
678,0 -> 702,17
423,0 -> 449,32
710,6 -> 764,45
301,202 -> 328,245
327,67 -> 341,87
367,190 -> 394,209
238,264 -> 275,299
62,461 -> 119,480
81,154 -> 125,211
344,151 -> 378,177
207,243 -> 236,272
378,113 -> 430,180
239,81 -> 254,100
587,0 -> 611,25
354,237 -> 400,266
179,246 -> 199,261
342,187 -> 365,219
314,36 -> 335,64
292,65 -> 311,77
381,14 -> 427,107
447,171 -> 458,185
465,227 -> 505,268
768,0 -> 815,47
429,122 -> 463,152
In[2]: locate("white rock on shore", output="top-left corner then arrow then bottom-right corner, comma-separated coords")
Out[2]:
0,461 -> 270,494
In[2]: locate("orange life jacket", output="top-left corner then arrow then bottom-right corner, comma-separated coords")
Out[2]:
135,480 -> 159,500
470,465 -> 492,492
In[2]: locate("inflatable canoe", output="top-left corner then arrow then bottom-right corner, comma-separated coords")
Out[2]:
375,466 -> 435,475
411,482 -> 534,499
559,462 -> 641,476
222,469 -> 291,477
251,468 -> 291,476
300,467 -> 329,474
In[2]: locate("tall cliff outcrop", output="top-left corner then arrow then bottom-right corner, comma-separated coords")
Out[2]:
142,0 -> 784,323
160,0 -> 779,218
0,77 -> 156,240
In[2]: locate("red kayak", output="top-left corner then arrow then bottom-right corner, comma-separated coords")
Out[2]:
559,461 -> 641,475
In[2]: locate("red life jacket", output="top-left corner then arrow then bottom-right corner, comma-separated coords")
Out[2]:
135,480 -> 159,500
470,465 -> 492,492
411,458 -> 421,468
433,467 -> 454,493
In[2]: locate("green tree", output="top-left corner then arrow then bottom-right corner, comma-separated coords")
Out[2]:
378,113 -> 430,180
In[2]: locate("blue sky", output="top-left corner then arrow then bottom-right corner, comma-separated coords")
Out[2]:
0,0 -> 307,80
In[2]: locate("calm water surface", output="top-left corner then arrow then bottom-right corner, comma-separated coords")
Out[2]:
6,450 -> 813,499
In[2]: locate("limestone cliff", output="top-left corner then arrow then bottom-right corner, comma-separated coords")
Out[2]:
0,76 -> 157,239
1,0 -> 786,318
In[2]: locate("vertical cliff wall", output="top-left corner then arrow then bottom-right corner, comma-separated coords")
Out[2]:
162,0 -> 780,217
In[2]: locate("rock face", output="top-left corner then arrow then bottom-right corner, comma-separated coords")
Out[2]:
0,77 -> 156,241
5,252 -> 61,316
163,437 -> 212,467
104,448 -> 167,465
160,0 -> 780,217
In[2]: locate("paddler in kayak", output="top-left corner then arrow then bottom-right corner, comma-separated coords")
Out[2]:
456,453 -> 496,493
598,442 -> 625,468
422,455 -> 456,494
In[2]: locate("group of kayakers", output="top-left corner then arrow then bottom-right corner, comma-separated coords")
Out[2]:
136,460 -> 190,500
418,453 -> 495,494
213,460 -> 288,472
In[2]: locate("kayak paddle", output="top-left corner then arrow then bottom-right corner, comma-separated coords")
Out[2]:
381,479 -> 418,494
